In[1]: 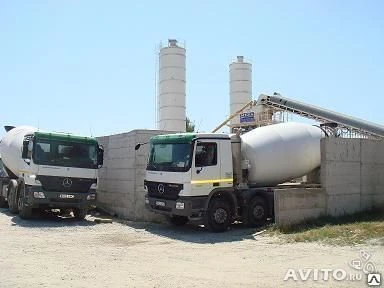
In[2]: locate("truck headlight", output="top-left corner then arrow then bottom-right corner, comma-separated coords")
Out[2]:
86,194 -> 96,200
33,192 -> 46,199
27,174 -> 41,185
90,183 -> 98,189
175,202 -> 185,210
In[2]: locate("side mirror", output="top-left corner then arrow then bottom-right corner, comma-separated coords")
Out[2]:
97,145 -> 104,168
28,141 -> 33,152
135,141 -> 149,151
22,137 -> 33,159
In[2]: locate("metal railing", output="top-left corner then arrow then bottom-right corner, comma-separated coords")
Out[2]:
257,93 -> 384,139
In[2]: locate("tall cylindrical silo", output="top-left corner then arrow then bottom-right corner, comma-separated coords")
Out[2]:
229,56 -> 252,127
158,39 -> 186,132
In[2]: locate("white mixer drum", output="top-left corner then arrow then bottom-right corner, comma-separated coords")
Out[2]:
241,122 -> 322,186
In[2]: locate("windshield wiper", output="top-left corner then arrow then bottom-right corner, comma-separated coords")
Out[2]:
147,163 -> 157,170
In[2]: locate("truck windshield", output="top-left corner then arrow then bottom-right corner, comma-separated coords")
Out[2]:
147,143 -> 192,172
33,140 -> 98,169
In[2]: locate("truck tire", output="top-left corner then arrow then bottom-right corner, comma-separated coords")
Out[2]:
73,208 -> 88,220
7,180 -> 19,214
244,196 -> 268,227
204,197 -> 231,232
168,215 -> 189,226
0,195 -> 6,208
17,184 -> 32,219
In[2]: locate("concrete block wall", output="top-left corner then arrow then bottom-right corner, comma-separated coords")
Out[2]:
274,138 -> 384,227
97,129 -> 170,222
274,188 -> 326,227
321,138 -> 384,216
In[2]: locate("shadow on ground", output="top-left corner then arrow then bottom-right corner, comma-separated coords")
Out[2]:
0,208 -> 97,228
119,219 -> 269,244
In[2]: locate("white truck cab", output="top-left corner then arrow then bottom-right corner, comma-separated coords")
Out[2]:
144,133 -> 243,230
0,126 -> 104,219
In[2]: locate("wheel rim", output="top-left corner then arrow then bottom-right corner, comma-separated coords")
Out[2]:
9,188 -> 15,207
253,205 -> 264,220
17,197 -> 23,211
213,207 -> 228,224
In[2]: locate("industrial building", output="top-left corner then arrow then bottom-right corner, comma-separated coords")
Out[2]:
96,39 -> 384,227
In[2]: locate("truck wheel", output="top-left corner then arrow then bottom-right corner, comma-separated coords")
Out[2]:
7,180 -> 19,214
244,196 -> 268,227
17,184 -> 32,219
73,208 -> 88,220
0,195 -> 6,208
18,198 -> 32,219
168,215 -> 189,226
204,197 -> 231,232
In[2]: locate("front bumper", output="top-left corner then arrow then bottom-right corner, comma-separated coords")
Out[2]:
145,194 -> 207,219
25,186 -> 96,210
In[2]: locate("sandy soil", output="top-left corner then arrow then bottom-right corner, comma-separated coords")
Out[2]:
0,208 -> 382,288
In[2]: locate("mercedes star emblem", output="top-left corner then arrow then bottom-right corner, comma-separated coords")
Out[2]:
158,184 -> 165,195
63,178 -> 73,188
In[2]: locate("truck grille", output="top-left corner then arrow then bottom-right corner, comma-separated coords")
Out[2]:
145,181 -> 183,200
36,175 -> 96,193
48,198 -> 83,203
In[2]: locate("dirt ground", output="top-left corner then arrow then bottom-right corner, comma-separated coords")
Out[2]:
0,209 -> 382,288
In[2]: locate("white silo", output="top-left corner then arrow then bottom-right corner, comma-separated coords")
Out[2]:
229,56 -> 252,128
157,39 -> 186,132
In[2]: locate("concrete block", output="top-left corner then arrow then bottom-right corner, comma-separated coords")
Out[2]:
373,194 -> 384,206
107,157 -> 135,170
360,195 -> 374,211
361,140 -> 384,164
135,168 -> 146,180
321,138 -> 361,162
135,155 -> 149,166
325,185 -> 360,196
112,193 -> 134,208
97,178 -> 108,190
361,164 -> 384,185
275,189 -> 325,210
108,147 -> 133,159
98,167 -> 108,178
276,208 -> 325,227
108,134 -> 127,149
305,167 -> 321,184
274,188 -> 326,227
361,185 -> 383,196
102,179 -> 134,194
360,164 -> 384,196
326,194 -> 361,216
322,162 -> 361,193
107,168 -> 134,181
96,191 -> 121,207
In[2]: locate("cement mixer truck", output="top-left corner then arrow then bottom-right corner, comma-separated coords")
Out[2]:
0,126 -> 104,219
138,122 -> 323,232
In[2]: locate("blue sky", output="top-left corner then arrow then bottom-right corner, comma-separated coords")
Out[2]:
1,0 -> 383,138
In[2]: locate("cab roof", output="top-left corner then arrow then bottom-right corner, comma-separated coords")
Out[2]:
34,131 -> 98,145
151,133 -> 229,144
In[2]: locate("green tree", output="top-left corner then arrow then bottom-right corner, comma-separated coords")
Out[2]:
186,117 -> 195,132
